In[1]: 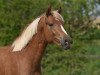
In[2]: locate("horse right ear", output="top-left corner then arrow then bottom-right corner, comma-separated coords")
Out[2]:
46,5 -> 52,17
58,7 -> 62,14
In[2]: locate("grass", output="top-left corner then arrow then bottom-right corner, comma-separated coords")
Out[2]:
81,40 -> 100,75
42,40 -> 100,75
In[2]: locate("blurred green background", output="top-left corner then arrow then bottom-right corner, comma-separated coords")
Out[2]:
0,0 -> 100,75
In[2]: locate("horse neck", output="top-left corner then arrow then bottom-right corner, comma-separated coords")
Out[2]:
23,30 -> 47,64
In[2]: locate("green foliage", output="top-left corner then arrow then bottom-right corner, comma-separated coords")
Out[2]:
60,0 -> 95,38
42,40 -> 88,75
42,39 -> 100,75
0,0 -> 100,75
76,28 -> 100,41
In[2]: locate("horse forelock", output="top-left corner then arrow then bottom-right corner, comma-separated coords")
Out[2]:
52,11 -> 64,23
12,17 -> 41,52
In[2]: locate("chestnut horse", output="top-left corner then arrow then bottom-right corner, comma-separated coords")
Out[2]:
0,6 -> 72,75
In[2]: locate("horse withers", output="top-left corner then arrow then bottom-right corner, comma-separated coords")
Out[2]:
0,6 -> 72,75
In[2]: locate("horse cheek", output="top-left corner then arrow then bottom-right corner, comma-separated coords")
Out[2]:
45,30 -> 53,42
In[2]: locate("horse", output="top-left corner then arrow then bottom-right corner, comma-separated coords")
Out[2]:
0,6 -> 72,75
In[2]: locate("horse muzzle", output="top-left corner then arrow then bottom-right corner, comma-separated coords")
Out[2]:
60,36 -> 73,50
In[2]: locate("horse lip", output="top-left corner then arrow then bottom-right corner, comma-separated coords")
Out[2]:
53,37 -> 71,50
62,45 -> 71,50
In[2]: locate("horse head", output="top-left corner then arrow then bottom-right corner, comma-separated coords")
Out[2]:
39,6 -> 73,50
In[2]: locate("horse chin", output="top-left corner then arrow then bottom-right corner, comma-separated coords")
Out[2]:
52,39 -> 61,47
53,41 -> 61,46
62,45 -> 71,50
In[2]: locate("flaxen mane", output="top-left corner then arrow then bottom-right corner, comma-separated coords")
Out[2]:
12,11 -> 64,51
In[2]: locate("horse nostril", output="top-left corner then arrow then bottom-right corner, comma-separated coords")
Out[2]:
65,39 -> 67,42
65,41 -> 68,46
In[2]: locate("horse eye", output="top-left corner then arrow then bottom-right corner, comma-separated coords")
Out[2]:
49,24 -> 53,26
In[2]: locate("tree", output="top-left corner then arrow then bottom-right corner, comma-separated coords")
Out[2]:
59,0 -> 95,37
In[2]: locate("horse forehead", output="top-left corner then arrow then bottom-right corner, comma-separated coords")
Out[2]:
49,16 -> 61,22
52,11 -> 64,22
48,16 -> 55,21
47,16 -> 57,24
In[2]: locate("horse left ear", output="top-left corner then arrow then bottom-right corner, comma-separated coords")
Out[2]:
58,7 -> 62,14
46,5 -> 52,17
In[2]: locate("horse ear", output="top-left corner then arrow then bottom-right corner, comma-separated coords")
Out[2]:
46,5 -> 52,17
58,7 -> 62,14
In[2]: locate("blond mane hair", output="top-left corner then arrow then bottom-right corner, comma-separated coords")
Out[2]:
12,11 -> 64,51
